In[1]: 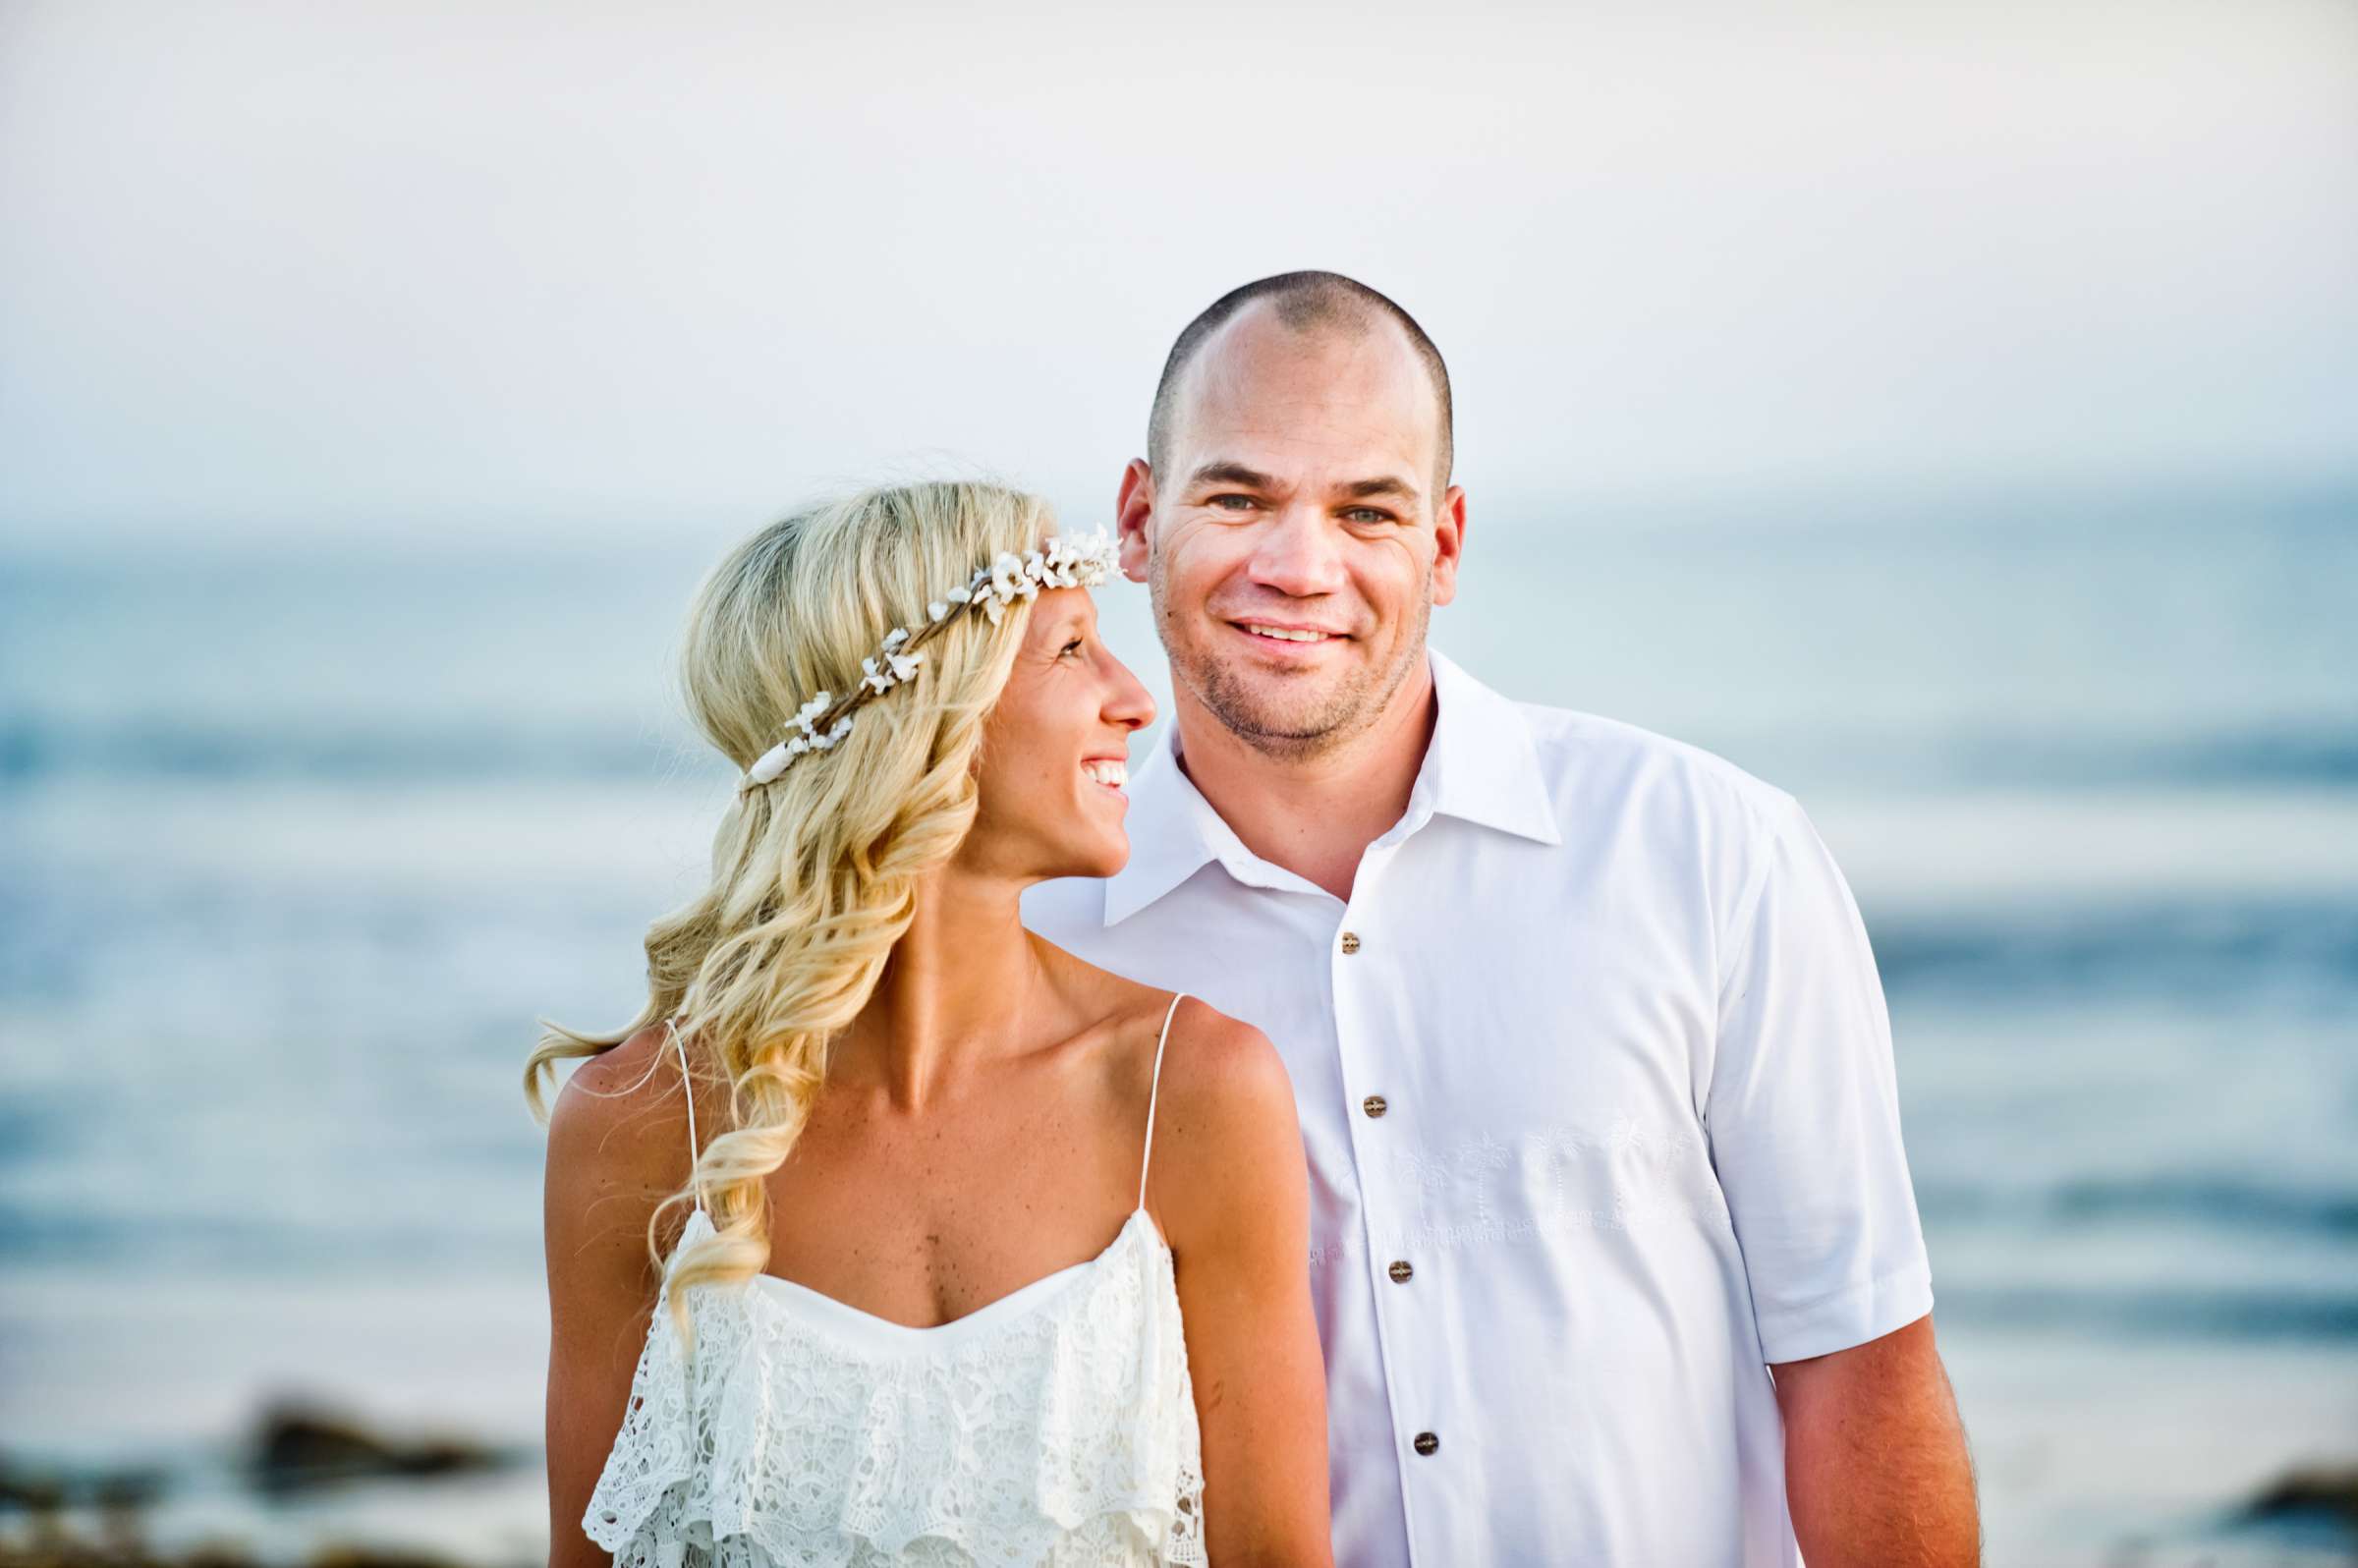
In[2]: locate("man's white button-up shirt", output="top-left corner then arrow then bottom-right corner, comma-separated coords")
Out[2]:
1023,646 -> 1935,1567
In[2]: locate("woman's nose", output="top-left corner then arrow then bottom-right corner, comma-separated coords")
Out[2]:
1103,653 -> 1156,732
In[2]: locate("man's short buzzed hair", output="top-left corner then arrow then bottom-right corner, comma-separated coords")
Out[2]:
1147,270 -> 1454,493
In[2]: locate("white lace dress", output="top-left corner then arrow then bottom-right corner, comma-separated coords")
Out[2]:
582,994 -> 1208,1567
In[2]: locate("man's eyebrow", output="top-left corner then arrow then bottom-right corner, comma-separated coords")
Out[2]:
1184,461 -> 1278,491
1338,476 -> 1421,504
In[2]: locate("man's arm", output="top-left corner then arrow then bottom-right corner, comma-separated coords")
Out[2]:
1704,789 -> 1979,1561
1772,1313 -> 1980,1567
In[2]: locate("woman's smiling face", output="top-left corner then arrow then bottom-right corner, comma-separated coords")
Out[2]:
961,587 -> 1156,885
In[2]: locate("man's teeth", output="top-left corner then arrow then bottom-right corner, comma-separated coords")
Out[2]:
1083,760 -> 1128,789
1243,624 -> 1333,643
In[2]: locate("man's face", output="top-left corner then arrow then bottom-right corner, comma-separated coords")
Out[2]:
1120,306 -> 1465,759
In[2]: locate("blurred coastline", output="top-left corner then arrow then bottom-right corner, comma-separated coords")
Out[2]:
3,495 -> 2354,1564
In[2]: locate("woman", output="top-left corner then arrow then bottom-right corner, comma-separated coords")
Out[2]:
528,481 -> 1332,1567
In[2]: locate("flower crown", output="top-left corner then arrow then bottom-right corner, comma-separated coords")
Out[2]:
738,528 -> 1121,792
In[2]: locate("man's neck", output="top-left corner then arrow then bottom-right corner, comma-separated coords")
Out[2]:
1171,657 -> 1437,902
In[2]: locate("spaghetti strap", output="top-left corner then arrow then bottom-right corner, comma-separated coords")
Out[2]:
1138,992 -> 1186,1210
666,1018 -> 705,1215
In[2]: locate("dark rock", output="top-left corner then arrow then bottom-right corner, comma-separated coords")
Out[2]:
2239,1460 -> 2358,1527
308,1548 -> 474,1567
249,1400 -> 501,1494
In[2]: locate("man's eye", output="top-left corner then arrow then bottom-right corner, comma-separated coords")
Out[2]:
1208,494 -> 1258,511
1345,507 -> 1393,525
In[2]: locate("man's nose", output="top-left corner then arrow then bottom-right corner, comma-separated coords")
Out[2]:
1247,504 -> 1346,597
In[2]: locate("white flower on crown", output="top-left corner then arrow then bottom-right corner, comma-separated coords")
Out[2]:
738,528 -> 1118,791
860,628 -> 926,695
989,552 -> 1024,598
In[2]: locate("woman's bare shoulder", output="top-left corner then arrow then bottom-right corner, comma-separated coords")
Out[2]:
1136,996 -> 1309,1281
543,1023 -> 702,1228
1031,941 -> 1293,1126
1150,995 -> 1298,1142
1033,938 -> 1279,1077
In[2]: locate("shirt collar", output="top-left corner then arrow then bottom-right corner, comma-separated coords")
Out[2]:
1419,645 -> 1564,850
1101,644 -> 1561,927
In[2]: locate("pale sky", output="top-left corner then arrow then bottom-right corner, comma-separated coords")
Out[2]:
3,0 -> 2354,547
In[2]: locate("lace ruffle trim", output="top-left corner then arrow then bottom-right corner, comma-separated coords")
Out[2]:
583,1209 -> 1207,1566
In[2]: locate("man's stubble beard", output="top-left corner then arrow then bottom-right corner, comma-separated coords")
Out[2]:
1150,546 -> 1433,765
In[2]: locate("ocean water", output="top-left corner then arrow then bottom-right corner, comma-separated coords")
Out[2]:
2,501 -> 2354,1563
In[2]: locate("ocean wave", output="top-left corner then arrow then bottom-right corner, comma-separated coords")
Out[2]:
0,714 -> 703,785
1718,724 -> 2358,793
1906,728 -> 2358,791
1917,1173 -> 2358,1237
1933,1283 -> 2358,1342
1872,898 -> 2358,997
6,711 -> 2357,792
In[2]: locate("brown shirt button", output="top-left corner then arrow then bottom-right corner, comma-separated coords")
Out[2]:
1362,1094 -> 1388,1119
1339,931 -> 1361,955
1389,1260 -> 1414,1283
1413,1430 -> 1439,1456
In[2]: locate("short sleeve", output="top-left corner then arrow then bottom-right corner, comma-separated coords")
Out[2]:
1707,792 -> 1935,1365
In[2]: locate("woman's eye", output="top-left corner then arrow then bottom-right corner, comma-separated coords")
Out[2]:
1060,639 -> 1085,658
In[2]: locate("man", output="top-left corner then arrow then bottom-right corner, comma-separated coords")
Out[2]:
1025,271 -> 1979,1565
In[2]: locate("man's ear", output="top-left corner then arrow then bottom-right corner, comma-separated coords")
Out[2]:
1431,483 -> 1468,607
1114,458 -> 1154,584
